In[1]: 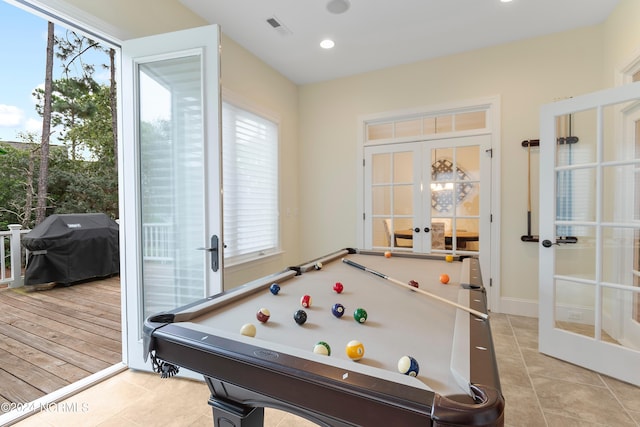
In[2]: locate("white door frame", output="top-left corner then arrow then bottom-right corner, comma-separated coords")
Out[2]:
0,1 -> 128,424
539,82 -> 640,386
357,96 -> 501,310
120,25 -> 223,373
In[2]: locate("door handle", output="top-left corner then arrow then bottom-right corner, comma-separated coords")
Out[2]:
197,235 -> 219,272
542,236 -> 578,248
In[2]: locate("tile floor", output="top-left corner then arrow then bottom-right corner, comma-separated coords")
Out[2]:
11,314 -> 640,427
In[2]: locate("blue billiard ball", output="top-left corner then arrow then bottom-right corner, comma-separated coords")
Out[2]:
269,283 -> 280,295
331,303 -> 345,318
397,355 -> 420,376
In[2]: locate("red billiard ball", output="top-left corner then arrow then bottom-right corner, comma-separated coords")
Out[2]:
440,274 -> 450,284
301,294 -> 312,308
256,308 -> 270,323
333,282 -> 344,293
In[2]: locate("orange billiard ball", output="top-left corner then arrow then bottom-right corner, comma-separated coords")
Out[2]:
384,251 -> 392,258
440,273 -> 450,284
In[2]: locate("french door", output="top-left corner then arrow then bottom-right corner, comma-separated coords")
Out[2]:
363,135 -> 491,280
539,82 -> 640,386
120,26 -> 223,371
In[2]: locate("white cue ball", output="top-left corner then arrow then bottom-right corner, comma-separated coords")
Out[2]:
240,323 -> 256,337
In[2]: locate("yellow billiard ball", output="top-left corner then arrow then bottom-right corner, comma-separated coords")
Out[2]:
445,255 -> 454,263
346,340 -> 365,361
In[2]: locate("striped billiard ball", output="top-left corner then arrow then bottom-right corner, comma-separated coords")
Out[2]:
398,355 -> 420,376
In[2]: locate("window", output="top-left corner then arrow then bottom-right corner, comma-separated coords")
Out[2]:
222,100 -> 279,264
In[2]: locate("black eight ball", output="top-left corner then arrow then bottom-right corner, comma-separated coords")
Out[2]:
293,309 -> 307,325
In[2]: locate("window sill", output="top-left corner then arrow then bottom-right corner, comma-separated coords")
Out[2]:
224,250 -> 284,270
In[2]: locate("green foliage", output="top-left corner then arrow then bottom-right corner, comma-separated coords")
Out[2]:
0,142 -> 34,230
0,30 -> 117,232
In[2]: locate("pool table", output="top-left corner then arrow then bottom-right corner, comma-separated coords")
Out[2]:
143,249 -> 504,427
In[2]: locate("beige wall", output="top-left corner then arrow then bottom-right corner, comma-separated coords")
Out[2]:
55,0 -> 640,312
218,35 -> 300,288
603,0 -> 640,87
298,26 -> 605,310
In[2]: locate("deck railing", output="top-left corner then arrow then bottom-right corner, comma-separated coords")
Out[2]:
0,225 -> 28,288
1,222 -> 171,288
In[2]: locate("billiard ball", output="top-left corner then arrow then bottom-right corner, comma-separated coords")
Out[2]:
313,341 -> 331,356
269,283 -> 280,295
397,355 -> 420,376
256,308 -> 270,323
353,308 -> 368,323
301,294 -> 312,308
331,303 -> 345,318
440,274 -> 450,284
384,251 -> 391,258
346,340 -> 365,361
293,309 -> 307,325
240,323 -> 256,337
333,282 -> 344,293
408,280 -> 419,289
445,255 -> 454,263
314,262 -> 323,270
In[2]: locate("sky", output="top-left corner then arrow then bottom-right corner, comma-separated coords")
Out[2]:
0,1 -> 110,143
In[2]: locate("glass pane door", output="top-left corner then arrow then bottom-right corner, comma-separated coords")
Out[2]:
138,56 -> 207,318
539,83 -> 640,387
428,144 -> 481,254
366,144 -> 418,251
121,26 -> 222,372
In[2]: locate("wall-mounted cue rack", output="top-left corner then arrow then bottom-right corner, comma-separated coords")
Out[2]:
520,120 -> 579,244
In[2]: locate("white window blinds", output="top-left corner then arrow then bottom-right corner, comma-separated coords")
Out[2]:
222,101 -> 279,262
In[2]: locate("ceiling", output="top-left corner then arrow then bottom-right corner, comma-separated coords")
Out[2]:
179,0 -> 621,85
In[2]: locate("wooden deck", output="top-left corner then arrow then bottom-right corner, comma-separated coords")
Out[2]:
0,277 -> 121,405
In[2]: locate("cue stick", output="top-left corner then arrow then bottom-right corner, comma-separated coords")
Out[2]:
341,258 -> 488,320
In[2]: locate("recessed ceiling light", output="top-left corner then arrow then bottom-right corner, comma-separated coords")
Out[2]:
320,39 -> 335,49
500,0 -> 513,2
326,0 -> 350,14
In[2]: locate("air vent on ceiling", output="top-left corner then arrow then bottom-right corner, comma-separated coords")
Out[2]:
266,15 -> 292,36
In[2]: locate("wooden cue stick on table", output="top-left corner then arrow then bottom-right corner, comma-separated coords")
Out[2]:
341,258 -> 489,320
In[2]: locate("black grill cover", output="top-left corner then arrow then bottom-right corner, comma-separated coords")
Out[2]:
22,213 -> 119,286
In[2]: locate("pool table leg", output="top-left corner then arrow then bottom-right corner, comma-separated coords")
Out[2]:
208,395 -> 264,427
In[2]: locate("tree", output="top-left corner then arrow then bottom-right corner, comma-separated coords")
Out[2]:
0,140 -> 38,229
35,21 -> 55,225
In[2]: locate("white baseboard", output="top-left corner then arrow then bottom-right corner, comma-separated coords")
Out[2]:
496,297 -> 539,318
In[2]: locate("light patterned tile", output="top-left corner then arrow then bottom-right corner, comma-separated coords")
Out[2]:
508,315 -> 538,331
600,375 -> 640,413
116,375 -> 210,427
489,313 -> 513,336
545,412 -> 602,427
264,408 -> 288,427
500,382 -> 544,427
522,348 -> 604,387
532,376 -> 636,426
